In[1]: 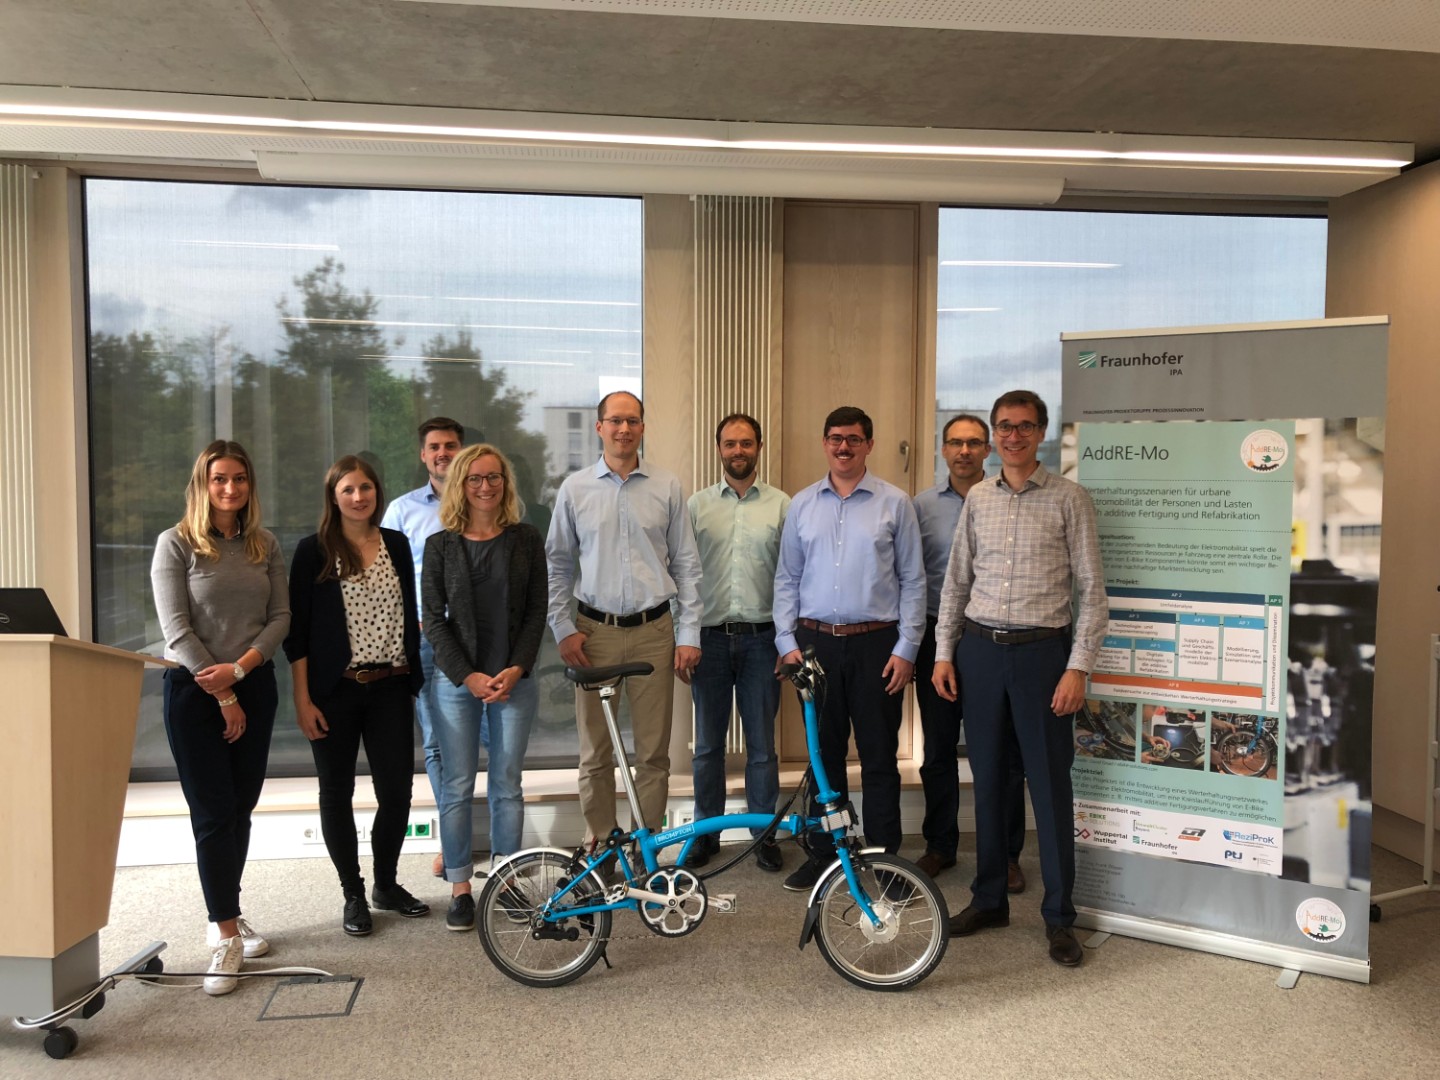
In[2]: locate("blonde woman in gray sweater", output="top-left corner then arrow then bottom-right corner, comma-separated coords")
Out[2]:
151,440 -> 289,995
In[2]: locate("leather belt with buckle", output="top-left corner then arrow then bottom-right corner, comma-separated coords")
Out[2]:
964,618 -> 1068,645
578,600 -> 670,628
343,663 -> 411,684
797,617 -> 898,637
704,620 -> 775,635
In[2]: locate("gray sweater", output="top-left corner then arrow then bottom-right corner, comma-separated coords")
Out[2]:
151,526 -> 291,673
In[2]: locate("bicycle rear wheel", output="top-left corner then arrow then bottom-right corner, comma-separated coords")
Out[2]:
812,854 -> 948,991
478,851 -> 612,988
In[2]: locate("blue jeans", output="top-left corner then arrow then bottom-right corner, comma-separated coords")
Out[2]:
432,673 -> 537,880
691,625 -> 780,833
416,636 -> 445,807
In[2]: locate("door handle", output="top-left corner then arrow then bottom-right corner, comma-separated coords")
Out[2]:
899,440 -> 910,473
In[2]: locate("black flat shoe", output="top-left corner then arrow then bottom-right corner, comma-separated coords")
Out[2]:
371,883 -> 431,918
343,894 -> 372,936
948,904 -> 1010,937
686,834 -> 720,869
755,838 -> 783,872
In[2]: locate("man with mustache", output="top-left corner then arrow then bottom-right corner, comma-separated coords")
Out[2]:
773,406 -> 926,891
686,413 -> 790,872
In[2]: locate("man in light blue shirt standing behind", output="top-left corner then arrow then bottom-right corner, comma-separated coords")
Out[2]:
380,416 -> 463,877
913,414 -> 1027,891
774,405 -> 926,891
546,390 -> 703,848
686,413 -> 790,872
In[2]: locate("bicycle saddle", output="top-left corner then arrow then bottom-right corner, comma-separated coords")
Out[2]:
565,662 -> 655,685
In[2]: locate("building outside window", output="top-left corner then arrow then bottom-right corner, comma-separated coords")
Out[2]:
934,209 -> 1329,478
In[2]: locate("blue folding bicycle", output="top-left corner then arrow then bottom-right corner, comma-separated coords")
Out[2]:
476,649 -> 948,990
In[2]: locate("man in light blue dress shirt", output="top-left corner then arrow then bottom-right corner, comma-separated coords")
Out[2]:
380,416 -> 463,875
545,391 -> 703,847
912,414 -> 1027,891
686,413 -> 790,872
774,405 -> 926,891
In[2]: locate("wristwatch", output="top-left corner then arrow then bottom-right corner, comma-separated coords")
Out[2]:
232,662 -> 247,683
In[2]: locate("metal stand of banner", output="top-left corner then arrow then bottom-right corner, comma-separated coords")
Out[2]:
1369,633 -> 1440,921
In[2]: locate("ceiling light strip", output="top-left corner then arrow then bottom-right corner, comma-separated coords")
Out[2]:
0,101 -> 1410,170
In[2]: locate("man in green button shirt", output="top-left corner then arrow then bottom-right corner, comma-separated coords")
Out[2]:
686,413 -> 791,871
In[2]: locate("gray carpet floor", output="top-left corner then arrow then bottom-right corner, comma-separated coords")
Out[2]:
3,840 -> 1437,1079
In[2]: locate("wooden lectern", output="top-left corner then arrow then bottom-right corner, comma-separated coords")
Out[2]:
0,635 -> 169,1021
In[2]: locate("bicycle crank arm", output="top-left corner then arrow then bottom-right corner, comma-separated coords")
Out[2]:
623,886 -> 675,906
709,894 -> 737,913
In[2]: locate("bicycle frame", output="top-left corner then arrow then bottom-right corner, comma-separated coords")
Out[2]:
479,650 -> 949,990
508,653 -> 883,932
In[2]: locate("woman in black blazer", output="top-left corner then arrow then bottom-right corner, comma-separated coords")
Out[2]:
284,455 -> 431,936
422,442 -> 547,932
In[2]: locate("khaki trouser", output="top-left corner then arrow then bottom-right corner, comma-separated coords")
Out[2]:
574,609 -> 676,843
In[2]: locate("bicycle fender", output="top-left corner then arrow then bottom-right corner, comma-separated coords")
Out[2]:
488,846 -> 586,877
798,847 -> 886,950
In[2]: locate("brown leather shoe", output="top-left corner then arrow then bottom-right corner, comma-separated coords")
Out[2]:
1046,924 -> 1083,966
948,904 -> 1009,937
915,851 -> 956,879
1007,860 -> 1026,894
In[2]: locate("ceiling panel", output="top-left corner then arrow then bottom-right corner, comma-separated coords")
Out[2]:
3,0 -> 1440,168
397,0 -> 1440,52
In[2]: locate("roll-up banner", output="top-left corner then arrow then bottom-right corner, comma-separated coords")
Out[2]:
1061,317 -> 1387,983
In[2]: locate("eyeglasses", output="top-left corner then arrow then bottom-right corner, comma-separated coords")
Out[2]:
600,417 -> 643,428
824,434 -> 869,448
464,473 -> 505,488
994,421 -> 1041,436
943,438 -> 988,451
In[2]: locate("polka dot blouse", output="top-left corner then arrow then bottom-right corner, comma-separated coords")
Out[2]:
339,542 -> 408,666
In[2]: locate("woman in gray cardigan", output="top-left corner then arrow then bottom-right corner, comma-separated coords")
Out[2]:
150,440 -> 289,995
422,443 -> 546,931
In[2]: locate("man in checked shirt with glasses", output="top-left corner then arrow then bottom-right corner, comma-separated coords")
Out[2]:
931,389 -> 1105,967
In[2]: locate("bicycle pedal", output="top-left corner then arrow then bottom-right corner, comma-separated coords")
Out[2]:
710,894 -> 738,913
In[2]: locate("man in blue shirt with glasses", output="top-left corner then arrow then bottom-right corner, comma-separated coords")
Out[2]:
546,391 -> 703,851
774,405 -> 926,891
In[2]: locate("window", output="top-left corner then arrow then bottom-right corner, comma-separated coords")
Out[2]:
935,209 -> 1328,478
85,179 -> 642,779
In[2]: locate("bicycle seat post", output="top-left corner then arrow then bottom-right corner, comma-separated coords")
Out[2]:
597,682 -> 649,834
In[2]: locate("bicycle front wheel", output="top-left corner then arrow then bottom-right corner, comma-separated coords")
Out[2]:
478,851 -> 613,988
1219,732 -> 1274,777
812,854 -> 948,991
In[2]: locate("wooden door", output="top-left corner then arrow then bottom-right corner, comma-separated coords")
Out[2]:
779,202 -> 925,761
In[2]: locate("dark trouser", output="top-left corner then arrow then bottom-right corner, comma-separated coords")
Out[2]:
797,624 -> 903,854
163,663 -> 278,924
309,676 -> 416,896
959,631 -> 1076,927
915,616 -> 1027,862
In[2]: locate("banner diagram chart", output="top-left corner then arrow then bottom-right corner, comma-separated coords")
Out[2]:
1073,420 -> 1293,878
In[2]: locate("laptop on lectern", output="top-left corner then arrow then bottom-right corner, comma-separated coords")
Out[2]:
0,588 -> 69,636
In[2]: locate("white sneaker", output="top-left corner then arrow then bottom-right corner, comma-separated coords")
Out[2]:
207,917 -> 269,958
204,936 -> 244,996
